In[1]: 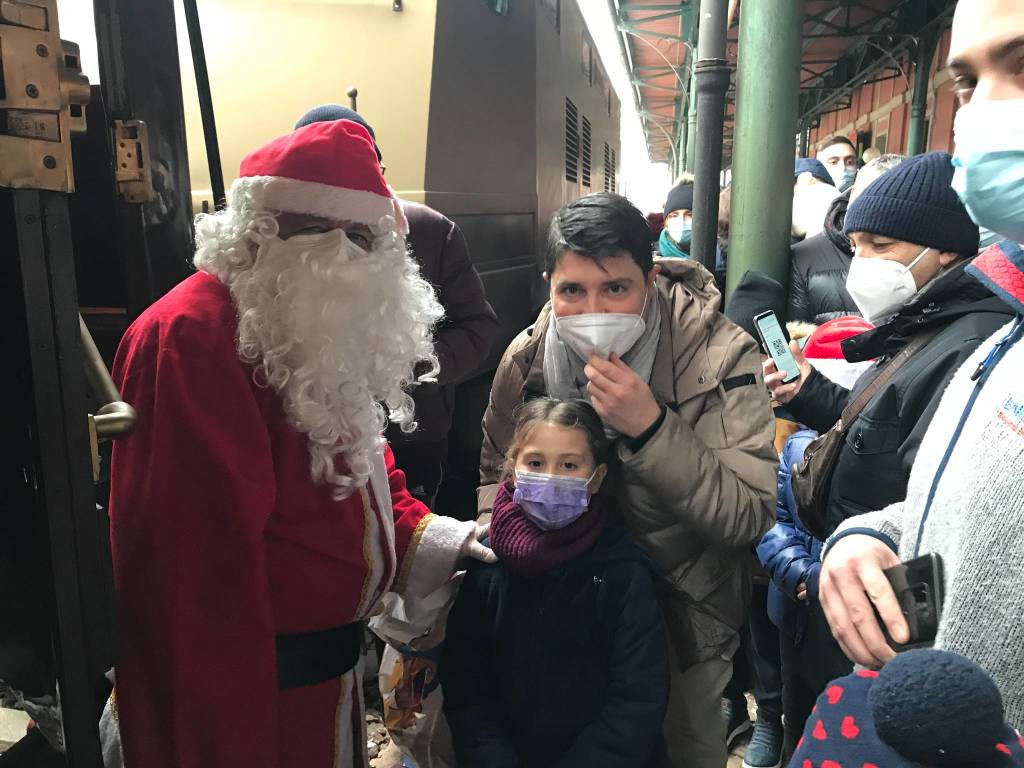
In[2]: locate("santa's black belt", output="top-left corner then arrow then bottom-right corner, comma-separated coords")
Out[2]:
275,621 -> 365,690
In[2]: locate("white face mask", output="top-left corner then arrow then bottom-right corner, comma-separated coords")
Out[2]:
554,292 -> 648,360
845,247 -> 931,324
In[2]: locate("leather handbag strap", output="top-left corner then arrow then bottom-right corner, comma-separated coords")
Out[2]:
837,330 -> 938,431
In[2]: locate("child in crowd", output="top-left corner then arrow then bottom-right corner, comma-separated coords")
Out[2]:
756,317 -> 874,759
440,398 -> 668,767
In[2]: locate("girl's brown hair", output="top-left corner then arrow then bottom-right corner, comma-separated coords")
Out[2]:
502,398 -> 609,479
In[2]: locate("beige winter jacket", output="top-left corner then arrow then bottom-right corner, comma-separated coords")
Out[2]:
478,258 -> 778,666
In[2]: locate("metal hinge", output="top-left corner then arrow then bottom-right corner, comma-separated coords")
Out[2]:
114,119 -> 155,203
0,0 -> 90,192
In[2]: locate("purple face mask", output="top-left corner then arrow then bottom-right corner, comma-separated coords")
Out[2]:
512,470 -> 595,531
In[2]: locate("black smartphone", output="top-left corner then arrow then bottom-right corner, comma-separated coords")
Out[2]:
874,553 -> 945,650
754,310 -> 800,383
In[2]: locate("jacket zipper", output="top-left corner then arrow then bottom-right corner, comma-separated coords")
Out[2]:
913,317 -> 1024,556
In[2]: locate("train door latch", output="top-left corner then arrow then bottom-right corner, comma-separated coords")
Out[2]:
113,119 -> 156,203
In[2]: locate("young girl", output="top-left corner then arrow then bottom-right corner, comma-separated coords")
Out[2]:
440,399 -> 668,767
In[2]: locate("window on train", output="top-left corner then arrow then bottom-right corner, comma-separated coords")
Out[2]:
566,98 -> 580,184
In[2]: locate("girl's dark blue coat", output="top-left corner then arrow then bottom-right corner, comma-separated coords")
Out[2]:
440,523 -> 669,767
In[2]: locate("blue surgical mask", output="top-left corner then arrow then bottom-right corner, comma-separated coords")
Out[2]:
951,99 -> 1024,245
666,216 -> 692,246
513,470 -> 596,530
838,167 -> 857,193
978,226 -> 1003,249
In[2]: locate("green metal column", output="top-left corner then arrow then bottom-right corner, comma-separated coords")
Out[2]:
684,61 -> 698,174
726,0 -> 804,295
678,110 -> 689,178
907,27 -> 939,156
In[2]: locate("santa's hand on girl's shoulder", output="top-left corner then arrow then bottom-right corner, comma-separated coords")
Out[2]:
460,523 -> 497,564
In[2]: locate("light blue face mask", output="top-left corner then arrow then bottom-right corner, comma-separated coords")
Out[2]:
978,226 -> 1003,249
838,167 -> 857,193
951,99 -> 1024,245
666,216 -> 692,247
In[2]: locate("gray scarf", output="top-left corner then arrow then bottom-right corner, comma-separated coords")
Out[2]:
542,293 -> 662,438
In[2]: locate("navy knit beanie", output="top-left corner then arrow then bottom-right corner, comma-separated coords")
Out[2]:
663,182 -> 694,217
844,151 -> 979,255
294,104 -> 382,161
791,650 -> 1024,768
795,157 -> 834,186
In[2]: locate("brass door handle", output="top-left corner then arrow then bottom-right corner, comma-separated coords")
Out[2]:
80,315 -> 137,439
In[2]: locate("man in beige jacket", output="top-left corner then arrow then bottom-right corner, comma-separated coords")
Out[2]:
478,193 -> 777,767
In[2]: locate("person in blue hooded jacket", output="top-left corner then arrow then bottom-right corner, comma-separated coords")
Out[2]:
756,317 -> 875,759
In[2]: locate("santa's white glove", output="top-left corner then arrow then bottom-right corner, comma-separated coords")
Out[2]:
460,523 -> 497,564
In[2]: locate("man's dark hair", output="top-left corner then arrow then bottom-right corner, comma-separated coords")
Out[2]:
822,135 -> 856,151
545,192 -> 654,275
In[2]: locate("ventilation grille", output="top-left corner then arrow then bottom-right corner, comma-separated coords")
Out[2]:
565,98 -> 579,184
610,148 -> 617,192
581,116 -> 592,188
604,144 -> 617,192
603,142 -> 612,192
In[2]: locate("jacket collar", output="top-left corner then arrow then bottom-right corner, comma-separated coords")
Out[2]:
966,240 -> 1024,316
823,190 -> 852,255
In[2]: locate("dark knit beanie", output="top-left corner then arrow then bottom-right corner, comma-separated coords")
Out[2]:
294,104 -> 383,161
663,182 -> 694,217
724,270 -> 788,351
795,157 -> 834,186
791,650 -> 1024,767
844,151 -> 979,255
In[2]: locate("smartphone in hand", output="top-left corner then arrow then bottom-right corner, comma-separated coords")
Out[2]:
874,553 -> 945,650
754,310 -> 800,383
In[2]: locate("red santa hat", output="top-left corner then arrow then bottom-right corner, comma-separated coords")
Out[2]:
237,119 -> 407,234
804,316 -> 876,390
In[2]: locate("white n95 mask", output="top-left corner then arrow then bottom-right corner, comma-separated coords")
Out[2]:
845,247 -> 931,324
555,312 -> 645,359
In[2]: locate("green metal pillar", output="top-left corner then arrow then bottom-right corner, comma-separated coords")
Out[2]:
726,0 -> 804,295
684,61 -> 698,174
678,110 -> 689,178
907,27 -> 939,156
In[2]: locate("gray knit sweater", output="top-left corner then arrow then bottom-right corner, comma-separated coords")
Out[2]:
831,319 -> 1024,729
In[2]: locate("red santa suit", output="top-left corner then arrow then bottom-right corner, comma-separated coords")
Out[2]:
104,120 -> 474,768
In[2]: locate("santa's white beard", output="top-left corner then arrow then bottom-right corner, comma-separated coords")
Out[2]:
194,191 -> 443,499
792,181 -> 840,239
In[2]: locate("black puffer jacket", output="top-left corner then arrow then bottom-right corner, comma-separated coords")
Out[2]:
786,260 -> 1014,536
441,524 -> 669,768
787,193 -> 861,323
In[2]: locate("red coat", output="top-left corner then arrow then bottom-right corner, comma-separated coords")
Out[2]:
109,271 -> 462,767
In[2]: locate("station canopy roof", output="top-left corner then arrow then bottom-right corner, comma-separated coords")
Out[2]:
612,0 -> 956,167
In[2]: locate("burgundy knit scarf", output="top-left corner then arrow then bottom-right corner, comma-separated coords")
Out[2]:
489,479 -> 607,579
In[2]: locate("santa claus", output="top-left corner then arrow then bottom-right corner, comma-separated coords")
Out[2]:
101,119 -> 494,768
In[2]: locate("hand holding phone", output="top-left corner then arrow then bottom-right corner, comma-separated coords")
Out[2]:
754,310 -> 801,383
